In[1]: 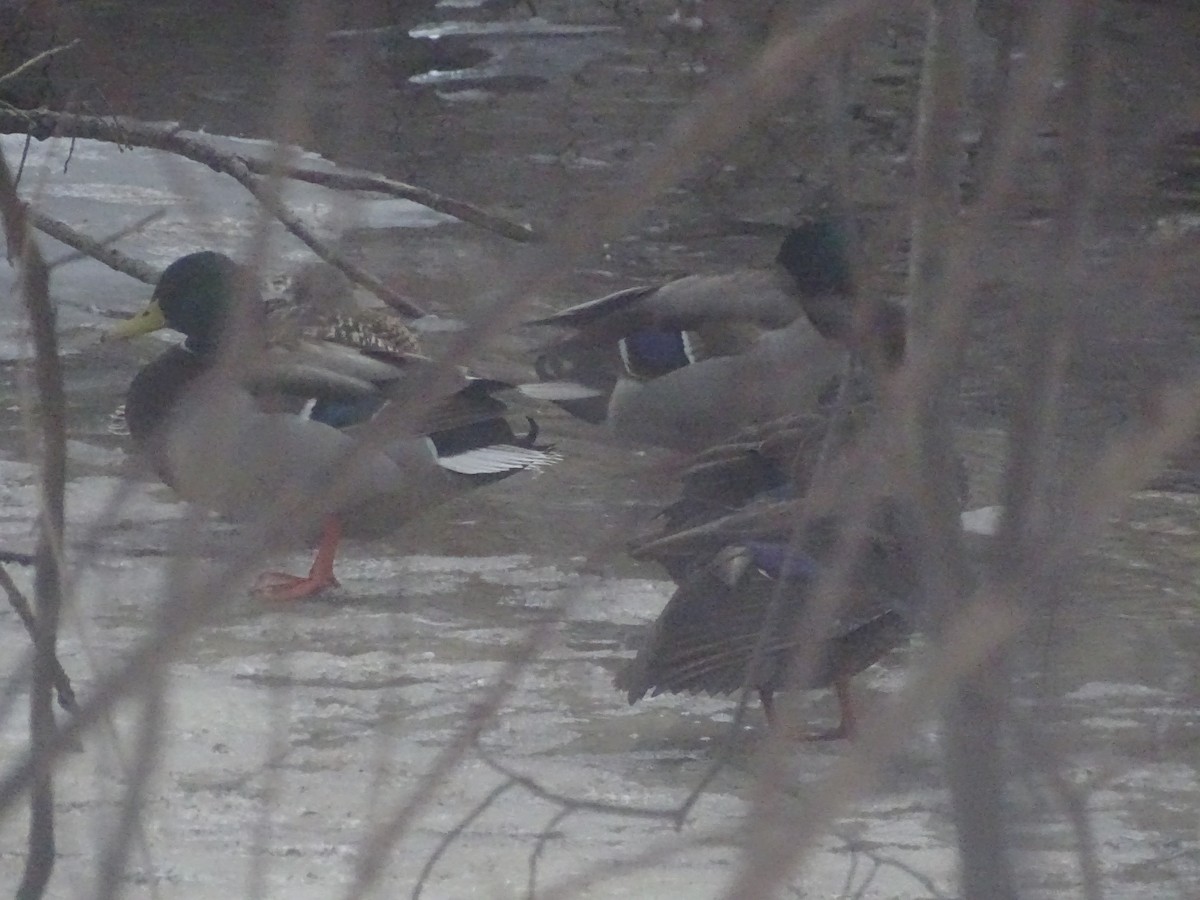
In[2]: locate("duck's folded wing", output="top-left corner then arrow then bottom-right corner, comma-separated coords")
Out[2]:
528,270 -> 805,335
412,381 -> 511,434
245,339 -> 444,405
642,269 -> 806,330
526,285 -> 660,332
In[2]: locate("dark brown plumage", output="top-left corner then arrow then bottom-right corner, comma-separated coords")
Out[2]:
616,507 -> 919,739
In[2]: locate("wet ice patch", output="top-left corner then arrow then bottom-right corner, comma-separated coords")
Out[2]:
1066,681 -> 1174,702
410,19 -> 622,39
66,474 -> 185,525
408,16 -> 622,92
397,553 -> 533,574
554,573 -> 674,625
66,439 -> 127,470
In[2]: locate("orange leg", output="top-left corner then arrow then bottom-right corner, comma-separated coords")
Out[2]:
762,678 -> 858,742
252,517 -> 342,601
759,689 -> 776,726
803,677 -> 856,742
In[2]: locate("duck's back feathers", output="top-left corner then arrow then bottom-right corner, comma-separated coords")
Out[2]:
600,317 -> 846,451
527,284 -> 662,332
635,405 -> 866,544
530,270 -> 805,336
302,308 -> 425,359
615,511 -> 917,704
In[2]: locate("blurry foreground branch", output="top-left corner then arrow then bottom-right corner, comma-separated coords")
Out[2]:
0,148 -> 68,900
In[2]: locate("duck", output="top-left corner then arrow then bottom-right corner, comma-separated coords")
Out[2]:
106,251 -> 561,601
614,285 -> 936,736
523,218 -> 860,452
615,503 -> 919,739
625,287 -> 911,577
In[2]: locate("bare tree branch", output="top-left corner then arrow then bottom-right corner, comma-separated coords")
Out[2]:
0,565 -> 76,715
0,106 -> 537,263
0,40 -> 79,93
1010,713 -> 1104,900
1,145 -> 67,900
475,745 -> 684,823
29,206 -> 163,279
411,780 -> 516,900
526,807 -> 573,900
93,685 -> 165,900
838,836 -> 953,899
344,619 -> 560,900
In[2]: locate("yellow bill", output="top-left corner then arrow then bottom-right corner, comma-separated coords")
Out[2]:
104,300 -> 167,341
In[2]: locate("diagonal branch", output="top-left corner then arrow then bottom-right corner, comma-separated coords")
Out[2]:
0,105 -> 538,282
0,566 -> 76,715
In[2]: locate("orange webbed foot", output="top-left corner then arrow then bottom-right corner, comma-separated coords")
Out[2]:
251,570 -> 340,602
251,516 -> 343,602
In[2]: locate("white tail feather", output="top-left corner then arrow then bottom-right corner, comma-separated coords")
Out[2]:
516,381 -> 606,401
437,444 -> 562,475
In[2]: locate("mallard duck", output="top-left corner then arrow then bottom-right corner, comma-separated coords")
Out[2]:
615,505 -> 918,739
613,290 -> 933,735
106,251 -> 560,601
524,219 -> 858,451
623,288 -> 911,576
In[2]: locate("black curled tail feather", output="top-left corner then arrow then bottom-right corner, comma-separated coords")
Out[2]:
515,416 -> 557,452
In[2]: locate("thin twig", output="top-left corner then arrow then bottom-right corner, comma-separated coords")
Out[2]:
1010,713 -> 1104,900
0,566 -> 76,715
669,687 -> 756,830
94,685 -> 165,900
837,836 -> 952,900
526,807 -> 573,900
344,618 -> 560,900
0,549 -> 35,566
216,154 -> 428,316
475,745 -> 684,823
411,780 -> 516,900
839,839 -> 862,899
274,165 -> 539,243
0,41 -> 80,92
29,207 -> 164,279
1,109 -> 422,312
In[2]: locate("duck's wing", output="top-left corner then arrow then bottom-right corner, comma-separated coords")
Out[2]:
640,269 -> 806,330
526,284 -> 661,335
530,269 -> 805,334
247,339 -> 424,405
616,544 -> 817,701
618,519 -> 916,703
